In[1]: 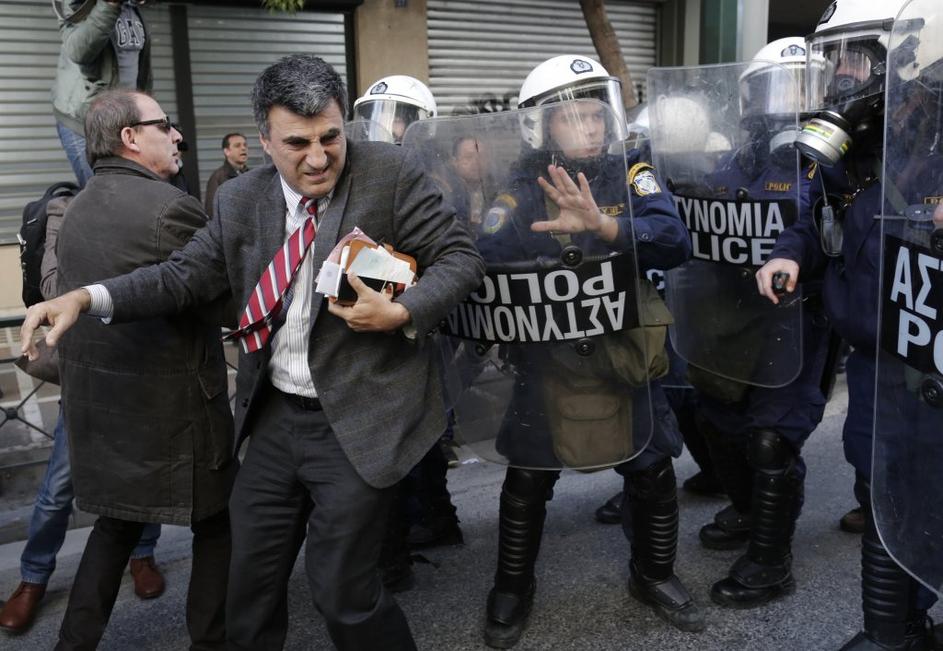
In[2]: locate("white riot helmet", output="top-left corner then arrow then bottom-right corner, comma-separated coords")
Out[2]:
517,55 -> 628,150
795,0 -> 909,165
352,75 -> 437,144
740,37 -> 807,121
651,96 -> 710,154
739,37 -> 806,163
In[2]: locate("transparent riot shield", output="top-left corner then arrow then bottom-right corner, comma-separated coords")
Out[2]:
402,101 -> 656,469
345,119 -> 395,144
873,0 -> 943,597
647,63 -> 803,388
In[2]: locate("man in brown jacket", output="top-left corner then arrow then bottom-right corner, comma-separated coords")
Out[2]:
203,132 -> 248,216
51,88 -> 235,650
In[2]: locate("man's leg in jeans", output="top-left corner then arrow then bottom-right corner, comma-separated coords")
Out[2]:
0,411 -> 73,633
20,411 -> 73,586
55,122 -> 93,188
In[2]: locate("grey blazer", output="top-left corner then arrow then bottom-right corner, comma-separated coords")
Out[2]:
103,140 -> 485,488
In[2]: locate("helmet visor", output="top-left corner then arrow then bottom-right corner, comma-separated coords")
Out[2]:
351,100 -> 431,144
531,78 -> 628,141
807,26 -> 889,112
740,63 -> 805,117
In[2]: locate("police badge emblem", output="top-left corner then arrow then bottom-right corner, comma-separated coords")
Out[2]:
482,193 -> 517,234
628,163 -> 661,196
370,81 -> 388,95
570,58 -> 593,75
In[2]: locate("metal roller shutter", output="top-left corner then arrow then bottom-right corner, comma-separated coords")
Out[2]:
186,6 -> 348,198
427,0 -> 660,117
0,0 -> 175,243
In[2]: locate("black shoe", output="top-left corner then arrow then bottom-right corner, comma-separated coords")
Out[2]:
682,471 -> 726,497
839,624 -> 934,651
709,566 -> 796,609
483,583 -> 535,649
699,504 -> 750,550
594,491 -> 623,525
408,517 -> 464,549
841,506 -> 866,534
439,439 -> 460,469
628,561 -> 705,633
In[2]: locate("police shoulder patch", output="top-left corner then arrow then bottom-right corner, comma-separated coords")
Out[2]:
764,181 -> 793,192
627,163 -> 661,196
924,196 -> 943,205
482,193 -> 517,234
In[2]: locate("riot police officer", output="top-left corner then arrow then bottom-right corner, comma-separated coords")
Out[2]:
351,74 -> 437,144
758,2 -> 940,647
351,76 -> 465,593
476,55 -> 703,649
687,37 -> 832,609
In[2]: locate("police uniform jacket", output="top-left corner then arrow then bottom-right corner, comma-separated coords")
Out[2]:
476,148 -> 689,464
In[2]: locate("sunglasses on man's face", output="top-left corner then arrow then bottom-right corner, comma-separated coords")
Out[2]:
129,116 -> 181,133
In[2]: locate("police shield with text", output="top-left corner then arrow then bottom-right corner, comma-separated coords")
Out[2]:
406,54 -> 703,647
873,0 -> 943,623
649,61 -> 804,389
649,48 -> 832,609
758,1 -> 941,648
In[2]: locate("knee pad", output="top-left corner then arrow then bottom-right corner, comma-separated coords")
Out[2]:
625,457 -> 675,501
748,430 -> 797,473
503,467 -> 560,503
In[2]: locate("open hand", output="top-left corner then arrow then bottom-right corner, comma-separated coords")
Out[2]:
531,165 -> 618,242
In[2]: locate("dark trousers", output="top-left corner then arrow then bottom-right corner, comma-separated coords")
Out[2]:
56,509 -> 230,650
226,387 -> 416,650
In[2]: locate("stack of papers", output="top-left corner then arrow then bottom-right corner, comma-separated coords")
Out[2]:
315,228 -> 416,298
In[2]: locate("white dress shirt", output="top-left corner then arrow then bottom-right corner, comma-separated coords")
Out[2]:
267,177 -> 331,398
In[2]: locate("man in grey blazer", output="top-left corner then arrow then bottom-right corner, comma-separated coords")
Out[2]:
21,55 -> 484,650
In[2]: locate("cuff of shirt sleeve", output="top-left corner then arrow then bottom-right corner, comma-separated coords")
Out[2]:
84,284 -> 114,323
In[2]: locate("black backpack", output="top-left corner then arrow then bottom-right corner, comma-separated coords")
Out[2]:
18,181 -> 79,307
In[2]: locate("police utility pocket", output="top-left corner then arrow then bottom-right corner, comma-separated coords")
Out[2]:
541,280 -> 671,468
543,374 -> 633,469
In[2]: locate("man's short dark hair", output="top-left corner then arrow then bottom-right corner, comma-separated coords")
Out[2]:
84,89 -> 144,167
251,54 -> 348,138
221,132 -> 245,150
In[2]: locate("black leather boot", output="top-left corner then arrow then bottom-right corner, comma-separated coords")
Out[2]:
711,430 -> 801,608
699,418 -> 753,550
595,491 -> 624,525
839,481 -> 935,651
625,458 -> 705,633
407,442 -> 464,549
484,468 -> 559,649
699,503 -> 751,550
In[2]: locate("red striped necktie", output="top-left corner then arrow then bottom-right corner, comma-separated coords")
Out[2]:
224,197 -> 318,353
